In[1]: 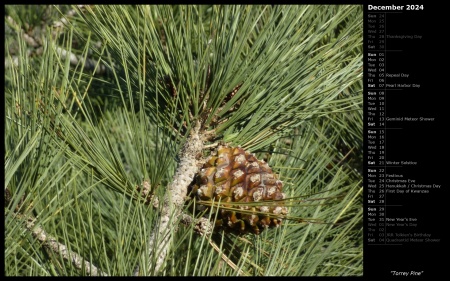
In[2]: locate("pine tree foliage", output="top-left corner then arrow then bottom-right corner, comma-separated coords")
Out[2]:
5,5 -> 363,276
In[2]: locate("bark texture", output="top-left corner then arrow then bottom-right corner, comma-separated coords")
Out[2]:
146,121 -> 203,274
24,216 -> 107,276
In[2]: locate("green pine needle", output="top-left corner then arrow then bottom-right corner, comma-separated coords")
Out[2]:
5,5 -> 362,276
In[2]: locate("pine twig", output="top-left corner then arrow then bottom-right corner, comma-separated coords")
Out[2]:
180,214 -> 214,237
5,6 -> 111,75
206,237 -> 248,276
179,214 -> 247,276
52,5 -> 89,29
145,121 -> 203,275
180,214 -> 246,276
18,214 -> 107,276
6,188 -> 106,276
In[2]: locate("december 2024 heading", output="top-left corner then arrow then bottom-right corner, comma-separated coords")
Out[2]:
368,5 -> 424,11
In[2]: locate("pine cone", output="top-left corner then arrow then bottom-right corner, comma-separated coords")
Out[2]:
189,145 -> 288,235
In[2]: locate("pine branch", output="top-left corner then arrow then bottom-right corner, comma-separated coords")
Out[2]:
144,121 -> 203,275
5,6 -> 110,75
13,211 -> 108,276
137,180 -> 248,275
5,5 -> 363,276
52,5 -> 89,29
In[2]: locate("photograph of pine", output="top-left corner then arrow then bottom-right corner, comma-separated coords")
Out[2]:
5,5 -> 363,276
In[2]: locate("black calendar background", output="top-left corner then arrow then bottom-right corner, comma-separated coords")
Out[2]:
3,3 -> 445,279
363,2 -> 446,279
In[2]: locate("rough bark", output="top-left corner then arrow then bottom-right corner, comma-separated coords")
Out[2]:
24,216 -> 107,276
146,121 -> 203,274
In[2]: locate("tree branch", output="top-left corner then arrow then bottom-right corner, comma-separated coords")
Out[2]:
179,214 -> 247,276
20,214 -> 108,276
5,6 -> 111,75
145,121 -> 203,275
